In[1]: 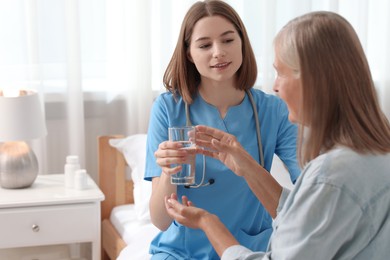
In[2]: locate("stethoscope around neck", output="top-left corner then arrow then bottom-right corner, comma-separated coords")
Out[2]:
184,89 -> 264,188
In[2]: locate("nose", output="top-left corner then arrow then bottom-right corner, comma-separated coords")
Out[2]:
213,44 -> 226,58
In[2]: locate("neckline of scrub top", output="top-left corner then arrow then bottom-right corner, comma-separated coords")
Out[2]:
196,89 -> 249,120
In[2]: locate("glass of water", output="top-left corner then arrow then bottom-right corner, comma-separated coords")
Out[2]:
168,126 -> 196,185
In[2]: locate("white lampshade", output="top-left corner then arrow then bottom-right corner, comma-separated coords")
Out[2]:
0,89 -> 47,141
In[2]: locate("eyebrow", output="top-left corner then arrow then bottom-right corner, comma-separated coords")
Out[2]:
194,30 -> 236,42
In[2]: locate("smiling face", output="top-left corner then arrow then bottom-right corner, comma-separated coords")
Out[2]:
187,15 -> 242,86
273,46 -> 302,124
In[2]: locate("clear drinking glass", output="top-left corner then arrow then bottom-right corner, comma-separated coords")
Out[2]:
168,126 -> 196,185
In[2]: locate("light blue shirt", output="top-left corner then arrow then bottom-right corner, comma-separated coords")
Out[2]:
222,146 -> 390,259
145,89 -> 300,259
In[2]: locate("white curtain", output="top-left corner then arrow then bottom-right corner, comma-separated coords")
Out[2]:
0,0 -> 389,181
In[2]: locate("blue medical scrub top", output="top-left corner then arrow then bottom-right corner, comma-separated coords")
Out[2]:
145,88 -> 300,259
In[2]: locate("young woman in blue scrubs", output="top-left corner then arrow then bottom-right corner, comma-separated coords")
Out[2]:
145,1 -> 300,259
164,11 -> 390,259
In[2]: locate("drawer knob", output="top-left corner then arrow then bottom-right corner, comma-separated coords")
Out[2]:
32,224 -> 40,232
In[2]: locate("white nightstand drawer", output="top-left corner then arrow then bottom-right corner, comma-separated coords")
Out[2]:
0,203 -> 99,248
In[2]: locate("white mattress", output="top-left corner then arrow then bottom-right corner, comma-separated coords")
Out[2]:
110,204 -> 160,260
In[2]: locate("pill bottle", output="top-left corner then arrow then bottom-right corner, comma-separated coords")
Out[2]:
74,169 -> 88,190
64,155 -> 80,188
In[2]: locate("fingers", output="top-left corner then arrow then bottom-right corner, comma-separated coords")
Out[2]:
181,195 -> 193,206
210,138 -> 228,151
161,165 -> 182,175
196,145 -> 219,159
171,193 -> 178,200
195,125 -> 234,157
195,125 -> 236,147
155,141 -> 192,173
156,156 -> 186,169
165,193 -> 186,218
158,140 -> 183,150
155,141 -> 187,161
165,193 -> 180,210
195,125 -> 227,140
165,194 -> 192,209
196,139 -> 217,151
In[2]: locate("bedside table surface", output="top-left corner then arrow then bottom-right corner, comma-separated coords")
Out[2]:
0,174 -> 105,208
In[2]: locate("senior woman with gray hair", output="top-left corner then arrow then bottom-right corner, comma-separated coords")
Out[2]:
165,11 -> 390,260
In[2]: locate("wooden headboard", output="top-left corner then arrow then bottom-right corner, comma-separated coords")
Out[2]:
98,135 -> 135,260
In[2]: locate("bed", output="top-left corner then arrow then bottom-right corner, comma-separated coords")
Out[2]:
98,135 -> 159,260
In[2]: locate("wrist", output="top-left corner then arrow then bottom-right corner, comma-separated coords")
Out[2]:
199,212 -> 218,231
161,170 -> 173,182
238,155 -> 260,178
158,171 -> 177,192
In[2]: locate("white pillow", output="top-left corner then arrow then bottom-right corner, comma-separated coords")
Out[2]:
109,134 -> 152,222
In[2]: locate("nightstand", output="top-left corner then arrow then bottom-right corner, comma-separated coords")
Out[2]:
0,174 -> 105,260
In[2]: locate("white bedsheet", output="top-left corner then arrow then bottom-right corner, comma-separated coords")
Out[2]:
110,204 -> 160,260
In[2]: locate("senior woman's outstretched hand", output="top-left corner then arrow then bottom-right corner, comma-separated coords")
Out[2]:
195,125 -> 258,177
164,193 -> 208,229
164,193 -> 240,257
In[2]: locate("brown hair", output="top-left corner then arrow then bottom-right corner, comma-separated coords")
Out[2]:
274,11 -> 390,166
163,0 -> 257,104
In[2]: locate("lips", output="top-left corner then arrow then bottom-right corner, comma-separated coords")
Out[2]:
211,62 -> 231,69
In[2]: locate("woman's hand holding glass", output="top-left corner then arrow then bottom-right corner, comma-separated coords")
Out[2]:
154,140 -> 196,176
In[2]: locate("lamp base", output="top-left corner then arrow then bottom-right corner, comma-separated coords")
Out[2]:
0,142 -> 38,189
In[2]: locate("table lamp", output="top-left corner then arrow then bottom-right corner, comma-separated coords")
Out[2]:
0,89 -> 47,189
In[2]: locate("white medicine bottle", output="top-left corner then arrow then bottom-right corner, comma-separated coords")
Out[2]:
64,155 -> 80,188
74,169 -> 88,190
